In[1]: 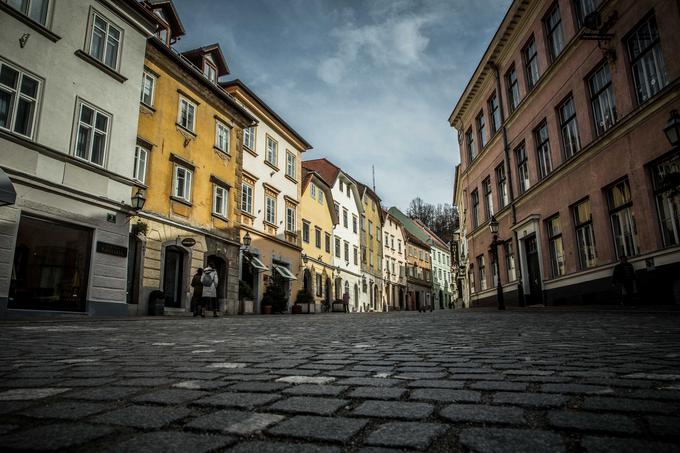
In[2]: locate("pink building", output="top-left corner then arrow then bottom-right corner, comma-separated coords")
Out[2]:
451,0 -> 680,307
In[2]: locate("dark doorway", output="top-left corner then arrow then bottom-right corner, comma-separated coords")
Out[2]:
524,234 -> 543,305
399,287 -> 404,310
325,277 -> 332,305
439,289 -> 444,309
126,235 -> 142,304
303,269 -> 312,294
354,283 -> 359,310
163,246 -> 185,308
207,255 -> 227,311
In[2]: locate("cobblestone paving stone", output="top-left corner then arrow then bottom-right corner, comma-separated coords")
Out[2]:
0,310 -> 679,451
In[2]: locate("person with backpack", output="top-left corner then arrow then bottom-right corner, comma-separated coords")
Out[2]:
190,268 -> 204,317
201,263 -> 219,317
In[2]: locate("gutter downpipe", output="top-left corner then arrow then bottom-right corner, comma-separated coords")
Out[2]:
488,61 -> 524,306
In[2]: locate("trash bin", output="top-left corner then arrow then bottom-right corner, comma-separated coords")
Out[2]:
148,290 -> 165,316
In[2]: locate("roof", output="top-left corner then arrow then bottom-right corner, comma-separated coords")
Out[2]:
221,79 -> 312,150
144,0 -> 185,38
182,43 -> 229,76
302,159 -> 340,186
413,218 -> 449,250
388,207 -> 430,245
405,229 -> 430,249
355,181 -> 384,223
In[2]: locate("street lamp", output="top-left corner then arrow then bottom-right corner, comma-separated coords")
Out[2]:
664,110 -> 680,147
131,188 -> 146,211
242,232 -> 252,250
301,251 -> 308,264
488,215 -> 505,310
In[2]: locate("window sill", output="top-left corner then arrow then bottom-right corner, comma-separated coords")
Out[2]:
140,102 -> 156,114
212,213 -> 229,222
213,146 -> 231,157
74,50 -> 127,83
285,174 -> 298,184
0,2 -> 60,42
175,123 -> 197,138
264,160 -> 279,172
170,196 -> 192,207
241,210 -> 256,220
263,220 -> 278,229
244,146 -> 257,157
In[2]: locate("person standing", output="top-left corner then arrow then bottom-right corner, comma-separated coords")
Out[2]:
202,263 -> 219,317
612,256 -> 636,306
190,268 -> 204,317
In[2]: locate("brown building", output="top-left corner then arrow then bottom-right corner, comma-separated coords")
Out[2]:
405,231 -> 433,311
450,0 -> 680,307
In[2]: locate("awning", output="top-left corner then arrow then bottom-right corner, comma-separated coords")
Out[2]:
245,254 -> 268,271
273,265 -> 297,281
0,168 -> 16,206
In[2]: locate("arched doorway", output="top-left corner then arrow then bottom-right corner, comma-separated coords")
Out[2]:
373,285 -> 379,311
439,289 -> 444,309
399,287 -> 405,310
163,245 -> 188,308
207,255 -> 227,312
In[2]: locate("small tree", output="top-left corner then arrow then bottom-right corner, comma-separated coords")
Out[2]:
262,280 -> 288,313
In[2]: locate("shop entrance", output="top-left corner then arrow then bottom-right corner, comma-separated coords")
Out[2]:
163,246 -> 186,308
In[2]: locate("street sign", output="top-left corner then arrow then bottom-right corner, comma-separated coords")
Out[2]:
181,238 -> 196,247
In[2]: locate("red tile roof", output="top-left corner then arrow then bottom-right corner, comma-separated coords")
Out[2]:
302,158 -> 341,187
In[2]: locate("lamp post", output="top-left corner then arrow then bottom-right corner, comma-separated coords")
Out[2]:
131,188 -> 146,211
664,110 -> 680,147
489,216 -> 505,310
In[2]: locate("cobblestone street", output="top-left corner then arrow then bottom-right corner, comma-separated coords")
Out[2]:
0,309 -> 679,452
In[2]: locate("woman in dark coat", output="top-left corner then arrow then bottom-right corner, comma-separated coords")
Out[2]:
190,268 -> 204,317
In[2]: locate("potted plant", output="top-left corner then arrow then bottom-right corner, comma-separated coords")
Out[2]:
261,281 -> 287,314
238,280 -> 254,314
294,289 -> 314,314
261,286 -> 273,314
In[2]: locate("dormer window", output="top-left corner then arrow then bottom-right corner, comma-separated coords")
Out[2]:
156,27 -> 169,46
203,60 -> 217,83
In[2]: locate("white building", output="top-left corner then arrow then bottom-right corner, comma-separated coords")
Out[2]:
382,211 -> 407,310
0,0 -> 157,316
302,158 -> 364,312
414,219 -> 453,310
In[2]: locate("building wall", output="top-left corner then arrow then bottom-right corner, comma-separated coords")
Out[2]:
382,214 -> 407,309
359,190 -> 384,311
430,244 -> 452,309
452,0 -> 680,306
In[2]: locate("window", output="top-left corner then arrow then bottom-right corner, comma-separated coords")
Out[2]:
88,12 -> 122,70
368,220 -> 373,238
627,15 -> 667,104
385,232 -> 389,245
495,163 -> 508,209
318,189 -> 324,204
243,126 -> 255,151
398,240 -> 402,253
302,221 -> 310,243
335,237 -> 341,258
544,4 -> 564,61
286,151 -> 296,179
482,177 -> 494,220
344,241 -> 349,262
310,183 -> 316,199
589,63 -> 617,136
523,36 -> 540,90
376,226 -> 381,242
489,92 -> 501,135
558,95 -> 580,159
477,255 -> 486,291
74,101 -> 110,166
241,183 -> 253,214
215,121 -> 230,153
6,0 -> 49,25
362,246 -> 367,264
515,144 -> 530,194
490,254 -> 498,287
325,233 -> 331,253
140,71 -> 155,107
471,189 -> 480,228
506,65 -> 520,113
213,185 -> 228,217
353,246 -> 358,265
534,121 -> 552,179
573,199 -> 597,269
316,274 -> 322,297
133,145 -> 148,183
476,111 -> 487,149
546,215 -> 565,277
343,208 -> 348,228
178,97 -> 196,132
339,181 -> 343,192
607,179 -> 638,258
314,227 -> 321,248
266,136 -> 278,166
0,60 -> 41,139
203,61 -> 217,83
352,215 -> 358,233
334,202 -> 339,219
504,241 -> 516,281
466,128 -> 476,162
574,0 -> 602,26
469,267 -> 476,294
286,206 -> 295,233
173,165 -> 192,202
652,151 -> 680,247
265,195 -> 276,224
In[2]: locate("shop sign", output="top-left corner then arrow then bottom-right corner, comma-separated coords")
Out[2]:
181,238 -> 197,247
96,241 -> 127,257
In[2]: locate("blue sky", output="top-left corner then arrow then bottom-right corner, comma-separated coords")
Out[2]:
173,0 -> 511,210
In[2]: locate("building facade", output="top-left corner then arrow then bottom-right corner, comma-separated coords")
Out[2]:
450,0 -> 680,307
130,6 -> 255,315
405,231 -> 433,310
222,80 -> 310,314
382,210 -> 407,310
414,219 -> 453,309
0,0 -> 156,316
357,183 -> 384,311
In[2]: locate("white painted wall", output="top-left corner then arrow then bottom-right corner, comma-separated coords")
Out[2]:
382,214 -> 406,307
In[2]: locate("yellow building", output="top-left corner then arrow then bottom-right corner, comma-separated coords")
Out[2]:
299,166 -> 338,311
356,182 -> 384,311
128,2 -> 255,315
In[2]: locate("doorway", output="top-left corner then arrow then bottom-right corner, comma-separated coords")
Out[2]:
439,289 -> 444,309
163,246 -> 186,308
126,235 -> 142,304
325,277 -> 332,306
207,255 -> 227,311
524,234 -> 543,305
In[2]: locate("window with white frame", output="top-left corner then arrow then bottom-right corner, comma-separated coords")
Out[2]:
335,237 -> 341,258
302,221 -> 310,243
310,183 -> 316,199
286,151 -> 296,179
140,71 -> 155,106
266,135 -> 278,166
213,185 -> 228,217
477,255 -> 486,291
178,96 -> 196,132
173,165 -> 192,202
496,163 -> 508,209
243,126 -> 255,150
544,3 -> 564,61
241,182 -> 253,214
506,65 -> 520,113
344,241 -> 349,262
74,101 -> 110,166
589,63 -> 617,136
0,60 -> 41,139
627,15 -> 668,104
546,215 -> 565,277
265,194 -> 276,224
133,145 -> 148,183
317,188 -> 323,204
203,61 -> 217,83
353,215 -> 358,233
88,11 -> 122,70
515,143 -> 530,194
607,178 -> 638,259
523,35 -> 539,90
343,208 -> 348,228
286,206 -> 295,232
6,0 -> 49,25
534,121 -> 552,179
215,120 -> 230,153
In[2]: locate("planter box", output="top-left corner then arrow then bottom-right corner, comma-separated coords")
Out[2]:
296,302 -> 312,314
332,302 -> 345,312
242,299 -> 254,314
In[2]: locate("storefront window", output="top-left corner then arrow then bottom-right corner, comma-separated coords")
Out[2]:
10,215 -> 92,311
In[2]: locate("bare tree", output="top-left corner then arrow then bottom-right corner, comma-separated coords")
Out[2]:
407,198 -> 458,242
